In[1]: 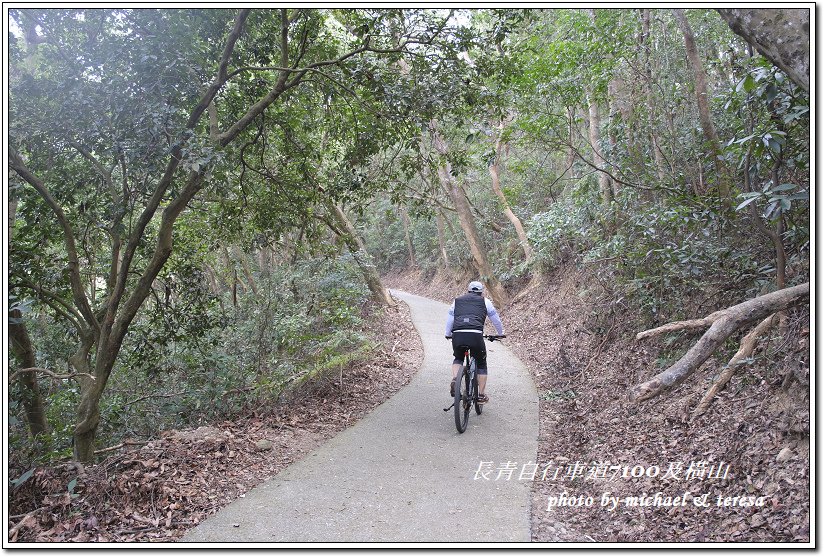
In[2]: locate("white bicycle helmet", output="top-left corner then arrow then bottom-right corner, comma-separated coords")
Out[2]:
467,281 -> 484,293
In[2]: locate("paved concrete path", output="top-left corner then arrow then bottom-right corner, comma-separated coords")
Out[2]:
181,290 -> 538,543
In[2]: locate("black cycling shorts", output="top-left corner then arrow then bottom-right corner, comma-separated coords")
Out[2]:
451,332 -> 487,372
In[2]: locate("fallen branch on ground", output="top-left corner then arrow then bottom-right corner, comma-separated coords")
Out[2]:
9,508 -> 44,541
93,439 -> 151,455
125,391 -> 185,406
692,313 -> 779,417
8,367 -> 95,384
629,283 -> 808,403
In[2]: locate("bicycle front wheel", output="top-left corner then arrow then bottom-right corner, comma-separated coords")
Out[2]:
454,368 -> 471,433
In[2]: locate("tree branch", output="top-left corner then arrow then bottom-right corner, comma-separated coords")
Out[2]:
14,278 -> 84,330
112,171 -> 206,346
185,8 -> 251,130
692,313 -> 779,417
71,140 -> 125,298
8,149 -> 98,331
69,141 -> 115,186
635,311 -> 727,340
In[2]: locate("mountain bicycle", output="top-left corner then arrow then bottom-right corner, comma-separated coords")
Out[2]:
444,335 -> 506,433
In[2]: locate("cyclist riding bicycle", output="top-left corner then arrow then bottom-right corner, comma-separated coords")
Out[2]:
445,281 -> 505,404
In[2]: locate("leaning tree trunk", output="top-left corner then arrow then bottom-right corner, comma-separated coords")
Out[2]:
607,78 -> 630,196
328,203 -> 395,306
489,125 -> 533,265
716,9 -> 810,93
430,122 -> 507,308
673,8 -> 731,208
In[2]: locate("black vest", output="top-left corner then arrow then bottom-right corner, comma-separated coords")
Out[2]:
452,293 -> 487,332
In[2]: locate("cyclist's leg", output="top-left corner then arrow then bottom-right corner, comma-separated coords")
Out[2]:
450,336 -> 467,395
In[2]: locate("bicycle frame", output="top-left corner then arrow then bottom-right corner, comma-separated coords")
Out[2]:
444,334 -> 505,433
462,348 -> 479,404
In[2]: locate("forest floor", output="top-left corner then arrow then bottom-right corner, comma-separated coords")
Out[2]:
8,301 -> 423,543
384,266 -> 811,543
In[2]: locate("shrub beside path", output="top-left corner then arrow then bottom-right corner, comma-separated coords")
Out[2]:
181,290 -> 539,543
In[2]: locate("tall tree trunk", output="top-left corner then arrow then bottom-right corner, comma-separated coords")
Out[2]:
328,203 -> 395,306
587,9 -> 614,209
587,91 -> 614,208
9,195 -> 49,436
9,311 -> 49,436
430,121 -> 507,308
605,83 -> 622,199
435,211 -> 450,268
565,106 -> 577,181
258,245 -> 272,280
489,124 -> 533,265
222,246 -> 240,306
641,9 -> 670,187
204,264 -> 225,312
234,246 -> 259,296
673,8 -> 731,208
69,331 -> 97,462
400,206 -> 417,268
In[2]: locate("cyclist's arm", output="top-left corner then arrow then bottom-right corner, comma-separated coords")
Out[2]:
485,299 -> 505,335
445,303 -> 455,337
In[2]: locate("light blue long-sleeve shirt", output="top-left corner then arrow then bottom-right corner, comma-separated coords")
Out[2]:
445,297 -> 504,336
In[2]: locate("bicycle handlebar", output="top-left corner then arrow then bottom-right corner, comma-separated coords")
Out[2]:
445,334 -> 507,341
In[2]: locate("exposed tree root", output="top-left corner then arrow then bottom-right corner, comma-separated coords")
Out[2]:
581,321 -> 616,379
512,272 -> 546,304
692,313 -> 779,418
629,283 -> 808,403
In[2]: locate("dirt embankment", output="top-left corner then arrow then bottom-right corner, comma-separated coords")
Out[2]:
386,266 -> 810,543
8,301 -> 423,543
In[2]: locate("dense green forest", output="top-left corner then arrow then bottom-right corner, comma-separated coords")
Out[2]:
7,6 -> 809,526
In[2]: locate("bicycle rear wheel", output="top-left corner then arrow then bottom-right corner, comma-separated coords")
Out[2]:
453,367 -> 471,433
473,371 -> 483,415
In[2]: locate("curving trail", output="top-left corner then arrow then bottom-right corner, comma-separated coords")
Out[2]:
181,290 -> 538,543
